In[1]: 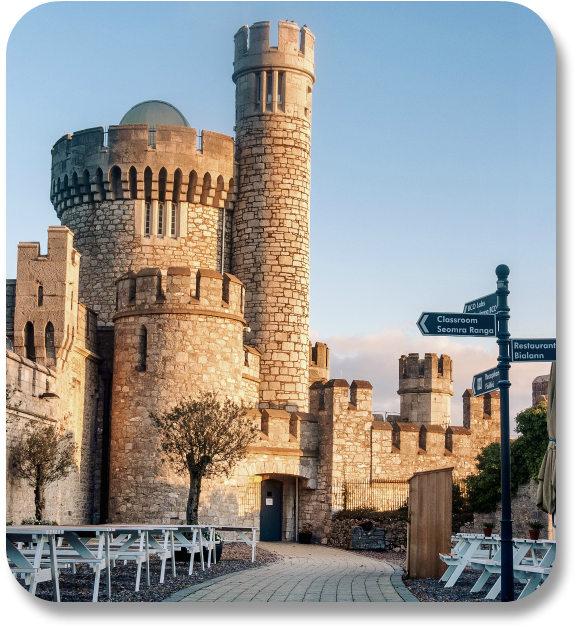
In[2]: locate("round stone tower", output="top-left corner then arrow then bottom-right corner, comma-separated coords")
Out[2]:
397,353 -> 454,429
108,266 -> 251,523
50,100 -> 236,326
232,21 -> 315,413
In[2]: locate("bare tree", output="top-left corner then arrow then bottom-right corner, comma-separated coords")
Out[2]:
151,392 -> 259,524
11,423 -> 77,521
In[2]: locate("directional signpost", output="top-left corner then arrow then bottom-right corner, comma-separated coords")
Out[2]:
510,339 -> 556,362
418,265 -> 556,602
472,366 -> 500,397
463,292 -> 498,315
417,313 -> 496,337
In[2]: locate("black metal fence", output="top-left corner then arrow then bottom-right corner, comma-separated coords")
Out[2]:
332,478 -> 409,512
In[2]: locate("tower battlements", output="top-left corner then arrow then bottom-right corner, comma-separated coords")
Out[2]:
51,124 -> 234,217
114,267 -> 246,320
233,21 -> 315,77
397,353 -> 453,428
398,352 -> 452,390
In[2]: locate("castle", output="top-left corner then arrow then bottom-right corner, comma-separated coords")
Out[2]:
6,21 -> 502,541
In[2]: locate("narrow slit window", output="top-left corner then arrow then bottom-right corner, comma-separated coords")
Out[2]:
266,72 -> 273,103
24,322 -> 35,361
171,203 -> 177,237
137,325 -> 147,372
277,72 -> 284,103
158,203 -> 164,236
145,202 -> 152,236
255,72 -> 262,104
38,285 -> 43,307
45,322 -> 55,360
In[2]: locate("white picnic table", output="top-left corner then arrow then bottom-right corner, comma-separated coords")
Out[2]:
439,533 -> 501,588
470,539 -> 555,600
213,526 -> 259,563
6,526 -> 64,601
7,522 -> 260,601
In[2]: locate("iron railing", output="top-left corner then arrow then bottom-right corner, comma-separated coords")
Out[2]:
332,478 -> 409,513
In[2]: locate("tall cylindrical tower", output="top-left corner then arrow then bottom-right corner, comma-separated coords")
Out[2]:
232,21 -> 315,412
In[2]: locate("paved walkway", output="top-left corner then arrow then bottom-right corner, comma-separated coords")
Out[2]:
164,542 -> 418,603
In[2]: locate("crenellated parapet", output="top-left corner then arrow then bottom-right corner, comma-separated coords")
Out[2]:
233,21 -> 314,123
50,125 -> 235,217
114,267 -> 246,321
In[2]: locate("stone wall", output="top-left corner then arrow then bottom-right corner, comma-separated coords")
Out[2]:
108,266 -> 255,523
473,480 -> 551,539
327,511 -> 408,551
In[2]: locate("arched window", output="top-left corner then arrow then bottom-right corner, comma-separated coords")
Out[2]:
129,166 -> 138,199
201,172 -> 211,205
144,167 -> 152,202
158,168 -> 167,202
110,165 -> 123,200
215,175 -> 224,207
95,168 -> 105,199
24,322 -> 35,361
72,172 -> 79,196
137,325 -> 147,372
63,174 -> 69,193
172,169 -> 182,203
38,285 -> 43,306
45,322 -> 55,360
187,170 -> 197,203
158,168 -> 167,236
82,170 -> 90,194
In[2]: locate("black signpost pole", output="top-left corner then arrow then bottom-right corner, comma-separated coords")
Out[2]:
496,264 -> 514,601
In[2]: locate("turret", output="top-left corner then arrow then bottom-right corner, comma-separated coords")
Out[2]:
397,353 -> 453,428
13,227 -> 82,368
50,101 -> 235,326
232,21 -> 316,412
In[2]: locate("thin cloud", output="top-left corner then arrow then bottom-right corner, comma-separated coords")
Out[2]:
312,328 -> 549,431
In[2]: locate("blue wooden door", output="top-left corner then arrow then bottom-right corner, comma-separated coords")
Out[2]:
260,479 -> 283,541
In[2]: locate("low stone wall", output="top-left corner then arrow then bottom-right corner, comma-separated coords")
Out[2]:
327,509 -> 408,551
471,481 -> 551,538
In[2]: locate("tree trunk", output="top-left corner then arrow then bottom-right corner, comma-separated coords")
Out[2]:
35,483 -> 45,522
186,470 -> 204,525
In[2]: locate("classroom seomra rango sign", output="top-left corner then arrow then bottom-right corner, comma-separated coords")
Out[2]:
417,312 -> 496,337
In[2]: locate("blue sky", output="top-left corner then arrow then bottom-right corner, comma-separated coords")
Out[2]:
4,1 -> 556,424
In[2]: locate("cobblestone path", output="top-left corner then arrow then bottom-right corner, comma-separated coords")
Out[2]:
164,542 -> 419,603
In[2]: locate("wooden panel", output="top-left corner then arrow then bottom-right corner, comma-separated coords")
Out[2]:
407,467 -> 453,579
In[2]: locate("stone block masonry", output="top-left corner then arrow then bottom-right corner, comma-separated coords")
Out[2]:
232,21 -> 315,413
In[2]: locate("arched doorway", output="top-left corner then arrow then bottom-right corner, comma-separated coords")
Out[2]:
260,479 -> 283,541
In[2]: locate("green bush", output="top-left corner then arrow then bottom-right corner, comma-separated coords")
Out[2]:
466,402 -> 549,514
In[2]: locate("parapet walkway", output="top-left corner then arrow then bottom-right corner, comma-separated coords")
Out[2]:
165,542 -> 418,603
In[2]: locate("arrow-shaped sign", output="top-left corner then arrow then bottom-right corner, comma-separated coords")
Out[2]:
417,312 -> 497,337
463,292 -> 498,315
510,339 -> 556,362
472,366 -> 500,397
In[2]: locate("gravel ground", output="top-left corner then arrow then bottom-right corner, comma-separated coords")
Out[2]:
348,549 -> 525,602
19,544 -> 281,602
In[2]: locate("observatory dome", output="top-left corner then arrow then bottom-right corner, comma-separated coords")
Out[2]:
120,100 -> 190,127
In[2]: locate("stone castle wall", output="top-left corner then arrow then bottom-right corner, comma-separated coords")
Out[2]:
6,337 -> 100,525
108,266 -> 257,523
51,123 -> 235,326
